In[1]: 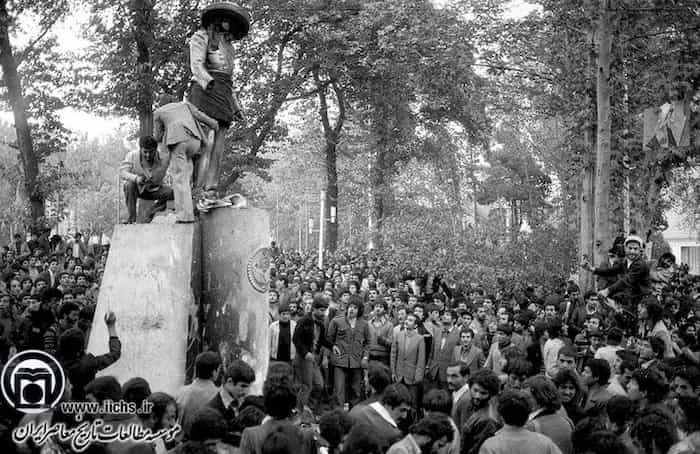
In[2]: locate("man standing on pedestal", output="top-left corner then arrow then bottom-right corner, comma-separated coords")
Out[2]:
119,136 -> 173,223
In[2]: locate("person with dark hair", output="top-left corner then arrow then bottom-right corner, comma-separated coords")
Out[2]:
43,300 -> 79,356
342,423 -> 387,454
293,295 -> 330,410
629,408 -> 678,454
484,323 -> 521,376
671,365 -> 700,399
327,295 -> 370,407
556,346 -> 577,373
177,351 -> 221,434
58,310 -> 121,400
543,319 -> 566,379
593,327 -> 624,371
511,313 -> 532,352
207,359 -> 255,445
479,390 -> 562,454
638,335 -> 665,370
85,375 -> 123,405
349,384 -> 411,449
427,309 -> 460,390
670,395 -> 700,454
597,235 -> 650,306
527,320 -> 547,374
319,409 -> 354,454
605,395 -> 635,452
446,361 -> 471,428
391,311 -> 426,410
626,367 -> 669,412
523,376 -> 573,454
240,375 -> 316,454
122,377 -> 152,415
424,389 -> 460,454
363,362 -> 392,404
460,369 -> 502,454
639,300 -> 674,358
582,359 -> 613,412
186,406 -> 227,453
553,369 -> 585,424
368,299 -> 393,366
119,135 -> 174,223
577,431 -> 632,454
258,422 -> 304,454
387,414 -> 454,454
133,392 -> 179,454
452,328 -> 485,376
503,357 -> 532,391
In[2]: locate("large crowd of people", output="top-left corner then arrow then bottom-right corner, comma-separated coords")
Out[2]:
1,231 -> 700,454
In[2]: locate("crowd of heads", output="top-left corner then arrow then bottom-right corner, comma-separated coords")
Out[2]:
2,234 -> 700,454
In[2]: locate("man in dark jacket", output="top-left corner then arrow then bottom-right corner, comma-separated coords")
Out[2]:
293,295 -> 330,410
599,235 -> 650,307
58,311 -> 121,400
327,295 -> 370,407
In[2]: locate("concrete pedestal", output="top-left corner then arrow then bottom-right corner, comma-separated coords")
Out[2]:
200,207 -> 270,393
87,223 -> 199,395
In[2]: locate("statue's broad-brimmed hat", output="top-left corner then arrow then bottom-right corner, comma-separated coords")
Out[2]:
201,2 -> 250,40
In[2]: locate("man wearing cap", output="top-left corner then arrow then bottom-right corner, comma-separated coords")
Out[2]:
597,235 -> 650,306
188,2 -> 250,207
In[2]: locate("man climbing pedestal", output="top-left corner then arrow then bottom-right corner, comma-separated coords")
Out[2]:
153,94 -> 219,223
188,2 -> 250,211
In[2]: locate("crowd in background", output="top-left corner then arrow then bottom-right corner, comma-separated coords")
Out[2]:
1,231 -> 700,454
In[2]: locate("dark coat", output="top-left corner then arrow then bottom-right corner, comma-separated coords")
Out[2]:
327,316 -> 370,369
294,314 -> 330,357
61,336 -> 122,400
605,256 -> 650,303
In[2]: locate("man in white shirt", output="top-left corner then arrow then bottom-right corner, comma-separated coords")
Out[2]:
594,327 -> 624,371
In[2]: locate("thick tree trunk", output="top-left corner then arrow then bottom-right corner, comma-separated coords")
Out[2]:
0,1 -> 43,221
131,0 -> 155,137
325,143 -> 339,252
314,73 -> 345,253
369,147 -> 386,249
579,22 -> 597,292
594,0 -> 613,267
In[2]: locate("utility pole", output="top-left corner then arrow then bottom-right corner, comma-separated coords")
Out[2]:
116,175 -> 121,225
318,189 -> 326,269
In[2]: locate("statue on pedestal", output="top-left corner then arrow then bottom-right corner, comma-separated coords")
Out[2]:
188,2 -> 250,210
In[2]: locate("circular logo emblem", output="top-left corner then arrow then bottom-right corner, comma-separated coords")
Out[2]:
247,247 -> 271,293
1,350 -> 66,414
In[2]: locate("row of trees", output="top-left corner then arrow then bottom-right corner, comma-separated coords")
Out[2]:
0,0 -> 697,289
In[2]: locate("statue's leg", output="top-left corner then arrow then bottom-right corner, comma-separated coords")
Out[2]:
202,126 -> 228,198
194,134 -> 214,192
